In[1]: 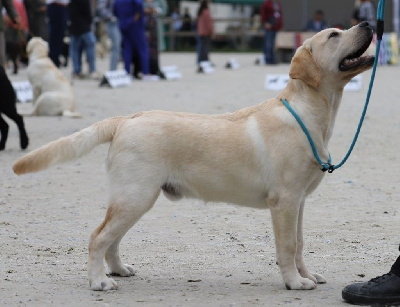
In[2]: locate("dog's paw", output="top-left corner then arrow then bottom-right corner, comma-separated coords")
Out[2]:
311,272 -> 326,284
285,277 -> 316,290
20,135 -> 29,150
90,277 -> 118,291
109,264 -> 136,277
299,271 -> 326,284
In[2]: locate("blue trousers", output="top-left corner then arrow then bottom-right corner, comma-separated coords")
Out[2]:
198,36 -> 211,63
121,26 -> 149,75
47,3 -> 68,67
70,31 -> 97,74
263,30 -> 277,64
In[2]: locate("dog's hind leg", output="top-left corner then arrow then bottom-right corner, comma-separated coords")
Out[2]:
0,114 -> 9,150
105,234 -> 136,277
88,187 -> 160,291
295,199 -> 326,284
270,193 -> 316,290
4,110 -> 29,150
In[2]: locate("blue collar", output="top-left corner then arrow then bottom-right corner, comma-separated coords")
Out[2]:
281,99 -> 334,172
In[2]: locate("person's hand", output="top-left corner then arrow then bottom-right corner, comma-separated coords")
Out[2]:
4,15 -> 11,24
265,22 -> 272,30
14,16 -> 22,29
5,15 -> 21,29
10,16 -> 21,26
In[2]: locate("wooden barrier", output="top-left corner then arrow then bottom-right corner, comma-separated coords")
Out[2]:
162,17 -> 398,65
163,17 -> 316,54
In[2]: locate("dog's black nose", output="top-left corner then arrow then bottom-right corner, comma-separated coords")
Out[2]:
359,21 -> 371,29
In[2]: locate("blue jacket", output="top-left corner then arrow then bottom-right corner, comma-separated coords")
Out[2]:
113,0 -> 145,31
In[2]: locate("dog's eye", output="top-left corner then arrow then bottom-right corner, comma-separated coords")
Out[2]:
329,32 -> 339,39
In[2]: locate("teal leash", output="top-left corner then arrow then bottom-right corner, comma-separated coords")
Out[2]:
281,0 -> 385,173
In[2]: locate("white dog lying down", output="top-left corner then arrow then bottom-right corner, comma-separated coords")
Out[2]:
13,22 -> 374,291
25,37 -> 81,117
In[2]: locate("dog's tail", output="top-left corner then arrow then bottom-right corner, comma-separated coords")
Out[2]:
13,116 -> 126,175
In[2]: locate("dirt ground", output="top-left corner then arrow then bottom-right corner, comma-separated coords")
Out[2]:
1,53 -> 399,306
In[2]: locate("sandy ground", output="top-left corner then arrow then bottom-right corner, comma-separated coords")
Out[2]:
1,52 -> 399,306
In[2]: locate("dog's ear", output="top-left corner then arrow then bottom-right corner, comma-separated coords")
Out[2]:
26,40 -> 34,56
41,40 -> 49,55
289,46 -> 321,89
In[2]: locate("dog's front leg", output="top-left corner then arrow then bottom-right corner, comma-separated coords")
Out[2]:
270,195 -> 316,290
32,86 -> 41,104
295,199 -> 326,284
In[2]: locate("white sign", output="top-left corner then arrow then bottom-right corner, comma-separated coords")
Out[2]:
161,65 -> 182,80
199,61 -> 214,74
343,75 -> 362,91
265,74 -> 362,92
265,74 -> 290,91
225,58 -> 240,70
12,81 -> 33,103
100,70 -> 131,88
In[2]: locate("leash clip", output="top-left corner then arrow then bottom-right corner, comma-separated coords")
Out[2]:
321,163 -> 335,173
376,19 -> 384,41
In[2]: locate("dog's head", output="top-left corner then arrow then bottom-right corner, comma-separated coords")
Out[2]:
290,22 -> 374,89
26,37 -> 49,58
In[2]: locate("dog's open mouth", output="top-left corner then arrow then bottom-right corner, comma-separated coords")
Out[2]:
339,38 -> 375,71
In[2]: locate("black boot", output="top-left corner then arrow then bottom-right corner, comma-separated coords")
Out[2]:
342,254 -> 400,305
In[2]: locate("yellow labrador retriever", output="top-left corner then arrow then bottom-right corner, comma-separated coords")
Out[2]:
13,23 -> 374,291
25,37 -> 81,117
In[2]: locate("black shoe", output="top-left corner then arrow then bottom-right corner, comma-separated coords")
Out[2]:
157,70 -> 166,80
342,272 -> 400,305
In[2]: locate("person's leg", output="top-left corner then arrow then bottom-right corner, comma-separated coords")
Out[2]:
121,30 -> 133,74
342,247 -> 400,305
264,29 -> 276,64
198,36 -> 207,62
270,30 -> 277,64
82,31 -> 97,73
37,13 -> 48,41
134,30 -> 149,75
47,4 -> 67,67
132,48 -> 141,78
70,35 -> 82,75
203,36 -> 211,62
196,34 -> 200,64
0,31 -> 6,67
106,21 -> 121,71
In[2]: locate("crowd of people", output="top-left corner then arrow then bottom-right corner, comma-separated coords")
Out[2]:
0,0 -> 213,77
0,0 -> 384,76
0,0 -> 171,79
